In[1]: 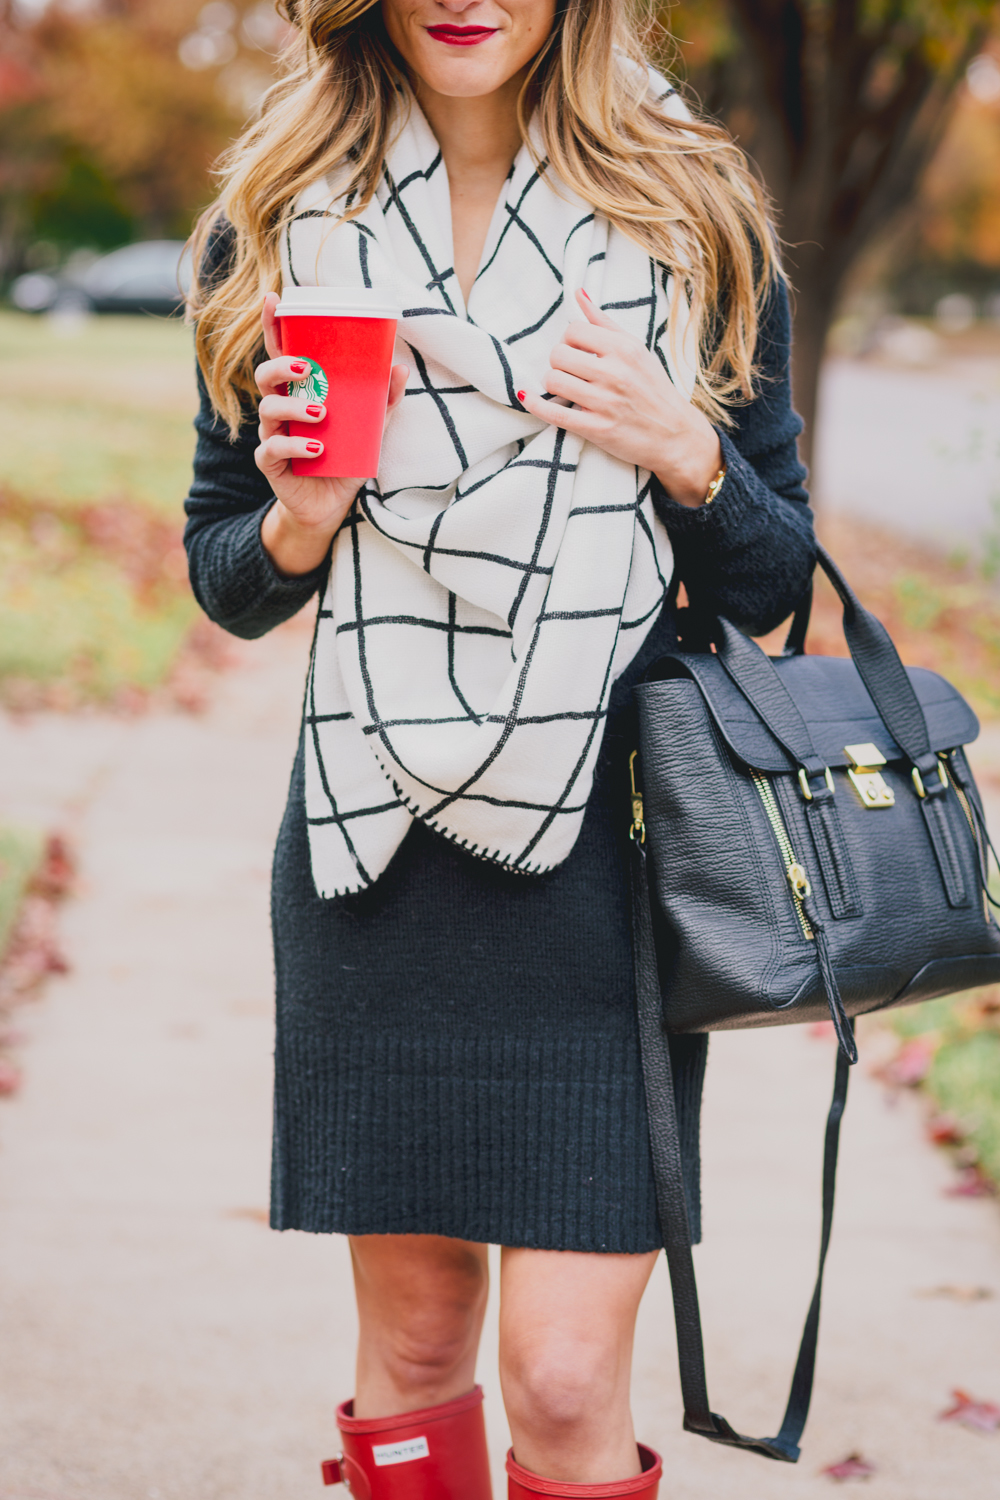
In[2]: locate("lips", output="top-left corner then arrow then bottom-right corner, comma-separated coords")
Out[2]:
425,24 -> 498,45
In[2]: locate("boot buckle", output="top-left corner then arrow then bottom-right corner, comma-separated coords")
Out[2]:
321,1455 -> 343,1485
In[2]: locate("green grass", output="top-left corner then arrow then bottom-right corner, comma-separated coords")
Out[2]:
0,310 -> 204,702
0,827 -> 43,961
892,989 -> 1000,1185
931,1031 -> 1000,1185
0,310 -> 198,513
0,521 -> 196,696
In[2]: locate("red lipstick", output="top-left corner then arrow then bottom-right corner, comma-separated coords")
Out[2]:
426,24 -> 498,45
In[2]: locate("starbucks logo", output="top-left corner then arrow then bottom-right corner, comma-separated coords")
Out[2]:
288,357 -> 329,405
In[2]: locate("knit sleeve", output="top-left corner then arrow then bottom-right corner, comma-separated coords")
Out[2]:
183,223 -> 329,641
651,275 -> 815,637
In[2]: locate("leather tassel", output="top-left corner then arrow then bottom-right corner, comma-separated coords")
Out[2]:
802,895 -> 858,1064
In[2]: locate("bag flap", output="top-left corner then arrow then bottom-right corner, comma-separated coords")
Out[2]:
640,653 -> 979,774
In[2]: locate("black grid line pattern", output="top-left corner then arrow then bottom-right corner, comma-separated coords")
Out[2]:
281,79 -> 695,897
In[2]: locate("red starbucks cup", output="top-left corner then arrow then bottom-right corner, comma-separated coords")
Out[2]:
275,286 -> 400,478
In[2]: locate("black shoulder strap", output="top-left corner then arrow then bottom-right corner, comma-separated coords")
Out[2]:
630,838 -> 851,1463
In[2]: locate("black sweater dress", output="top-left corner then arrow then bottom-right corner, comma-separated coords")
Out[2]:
184,274 -> 814,1253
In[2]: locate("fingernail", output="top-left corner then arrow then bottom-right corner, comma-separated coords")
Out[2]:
516,390 -> 526,402
306,440 -> 323,453
306,404 -> 323,418
580,289 -> 591,302
290,361 -> 307,375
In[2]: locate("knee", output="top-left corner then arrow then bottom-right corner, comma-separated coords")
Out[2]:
501,1338 -> 613,1437
372,1263 -> 489,1395
379,1312 -> 480,1393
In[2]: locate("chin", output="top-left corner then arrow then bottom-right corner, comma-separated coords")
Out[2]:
428,74 -> 511,98
405,32 -> 521,95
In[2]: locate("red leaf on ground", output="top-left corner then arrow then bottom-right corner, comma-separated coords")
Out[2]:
0,892 -> 70,1005
926,1112 -> 964,1145
809,1020 -> 836,1040
879,1036 -> 935,1087
939,1390 -> 1000,1431
945,1166 -> 996,1198
917,1284 -> 995,1301
31,834 -> 76,900
0,1057 -> 23,1096
821,1452 -> 877,1480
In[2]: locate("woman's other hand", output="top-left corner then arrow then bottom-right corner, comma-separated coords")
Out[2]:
519,290 -> 723,508
256,293 -> 409,576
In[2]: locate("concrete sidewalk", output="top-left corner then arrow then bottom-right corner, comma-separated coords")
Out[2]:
1,621 -> 998,1500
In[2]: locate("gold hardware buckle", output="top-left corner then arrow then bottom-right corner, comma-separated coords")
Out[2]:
911,763 -> 948,800
798,767 -> 835,801
844,743 -> 895,809
629,750 -> 645,844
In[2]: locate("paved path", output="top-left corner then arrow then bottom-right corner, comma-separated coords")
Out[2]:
1,621 -> 999,1500
815,352 -> 1000,550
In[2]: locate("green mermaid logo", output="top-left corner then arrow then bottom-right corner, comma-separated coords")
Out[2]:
288,357 -> 329,405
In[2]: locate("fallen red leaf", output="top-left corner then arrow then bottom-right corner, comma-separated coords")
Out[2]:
939,1390 -> 1000,1432
926,1112 -> 964,1145
31,834 -> 76,900
880,1036 -> 935,1087
0,1057 -> 23,1096
821,1452 -> 877,1480
917,1284 -> 995,1302
945,1166 -> 996,1199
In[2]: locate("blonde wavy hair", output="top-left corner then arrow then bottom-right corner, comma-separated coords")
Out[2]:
190,0 -> 780,438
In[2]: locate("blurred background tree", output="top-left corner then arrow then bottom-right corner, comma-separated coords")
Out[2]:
2,0 -> 1000,469
665,0 -> 1000,466
0,0 -> 289,279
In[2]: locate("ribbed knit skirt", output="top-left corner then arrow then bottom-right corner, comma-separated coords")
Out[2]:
269,612 -> 707,1252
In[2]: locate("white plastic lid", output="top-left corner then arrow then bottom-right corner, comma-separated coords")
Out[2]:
274,285 -> 400,319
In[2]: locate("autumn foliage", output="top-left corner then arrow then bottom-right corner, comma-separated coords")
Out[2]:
0,0 -> 287,276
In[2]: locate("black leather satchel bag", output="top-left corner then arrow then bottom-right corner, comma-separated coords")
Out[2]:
629,545 -> 1000,1463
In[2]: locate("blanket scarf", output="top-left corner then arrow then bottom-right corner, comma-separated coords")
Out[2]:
282,82 -> 696,897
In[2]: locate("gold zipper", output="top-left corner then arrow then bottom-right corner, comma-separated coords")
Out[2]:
940,752 -> 989,920
750,769 -> 814,939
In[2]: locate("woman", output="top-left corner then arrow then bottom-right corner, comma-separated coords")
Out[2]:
185,0 -> 815,1494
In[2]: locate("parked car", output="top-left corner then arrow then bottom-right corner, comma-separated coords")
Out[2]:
10,241 -> 192,317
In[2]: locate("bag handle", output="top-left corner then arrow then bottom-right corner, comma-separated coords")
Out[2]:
764,547 -> 941,786
630,838 -> 852,1463
713,547 -> 973,916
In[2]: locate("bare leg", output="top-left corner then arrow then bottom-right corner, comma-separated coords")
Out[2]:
499,1246 -> 658,1483
350,1234 -> 490,1417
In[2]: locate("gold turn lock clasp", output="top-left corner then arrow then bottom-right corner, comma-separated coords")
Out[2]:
844,743 -> 895,808
629,750 -> 645,844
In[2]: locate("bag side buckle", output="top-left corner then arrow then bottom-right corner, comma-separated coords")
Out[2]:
797,767 -> 835,801
844,744 -> 895,809
911,761 -> 948,800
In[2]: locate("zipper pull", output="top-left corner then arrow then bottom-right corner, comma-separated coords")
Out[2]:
786,862 -> 812,900
629,750 -> 645,844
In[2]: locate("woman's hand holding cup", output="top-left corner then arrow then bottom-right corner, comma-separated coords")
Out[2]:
256,292 -> 408,577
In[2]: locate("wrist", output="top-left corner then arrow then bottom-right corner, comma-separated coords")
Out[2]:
654,429 -> 724,509
261,499 -> 339,577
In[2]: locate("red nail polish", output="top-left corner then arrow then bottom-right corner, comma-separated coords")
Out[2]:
517,390 -> 526,402
580,289 -> 592,302
306,404 -> 323,418
306,440 -> 322,453
290,361 -> 307,375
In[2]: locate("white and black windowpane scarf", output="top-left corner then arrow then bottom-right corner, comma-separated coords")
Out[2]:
282,81 -> 697,897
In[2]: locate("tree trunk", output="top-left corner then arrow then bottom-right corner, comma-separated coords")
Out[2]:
683,0 -> 987,497
781,237 -> 851,480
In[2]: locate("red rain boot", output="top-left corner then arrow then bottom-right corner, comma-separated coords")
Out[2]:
321,1384 -> 493,1499
505,1444 -> 662,1499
